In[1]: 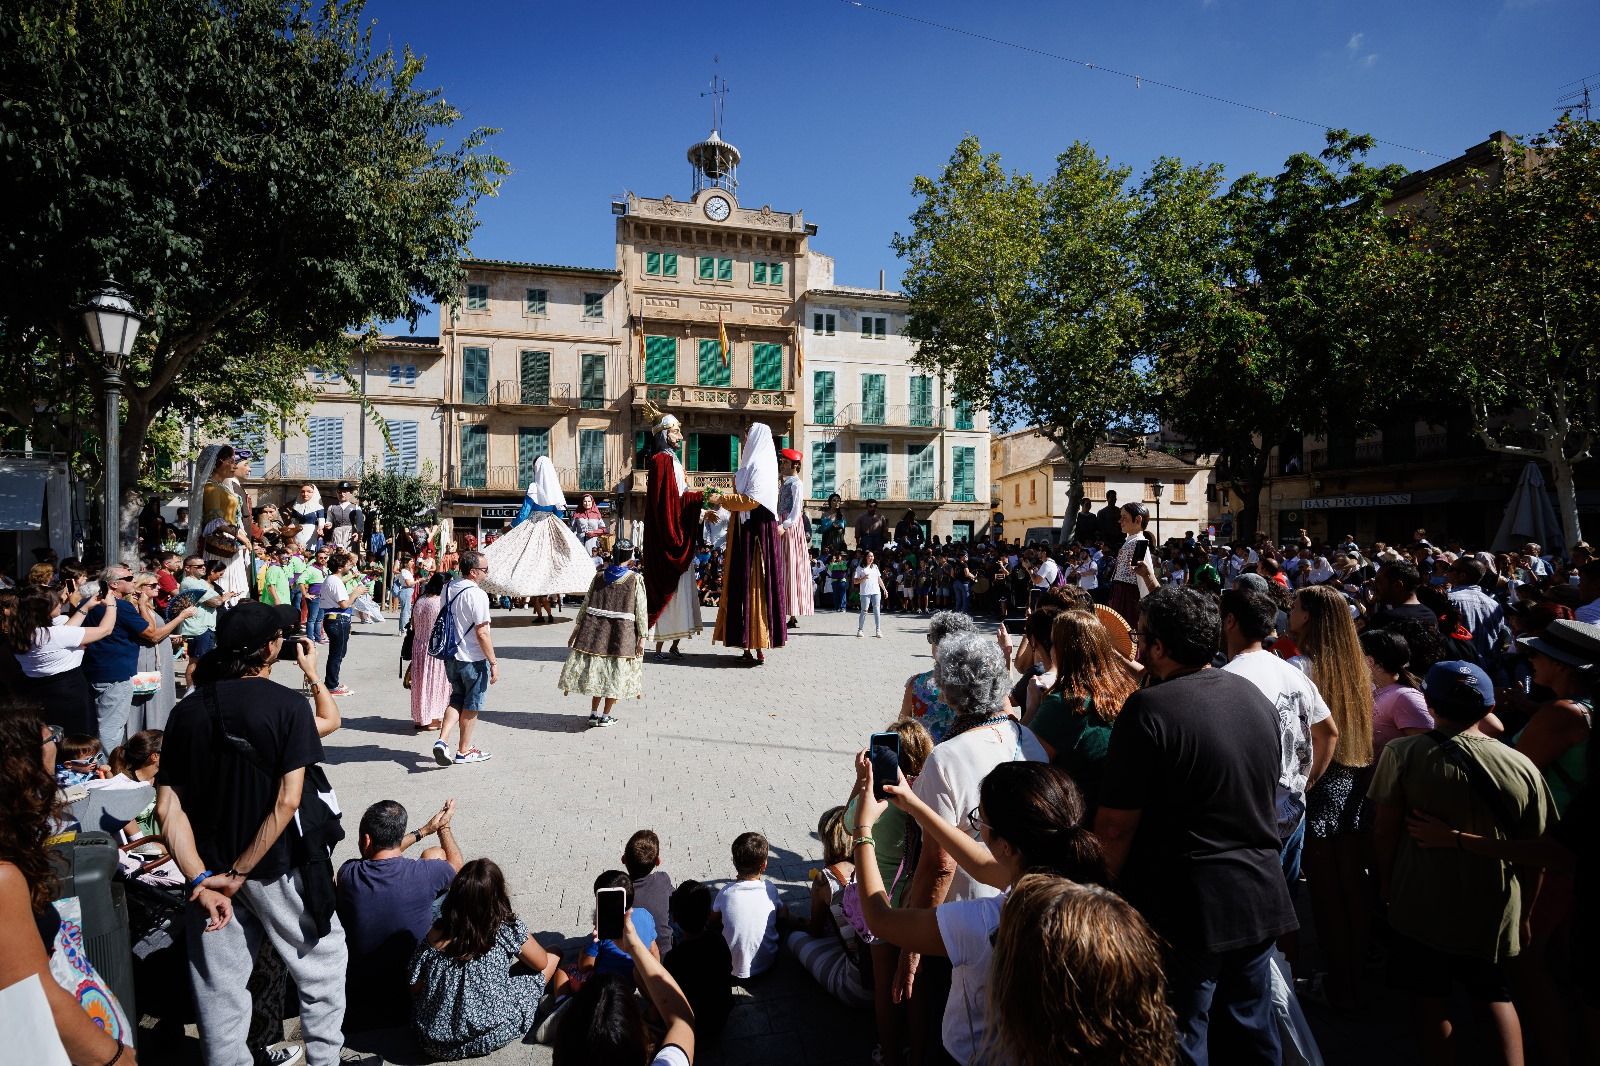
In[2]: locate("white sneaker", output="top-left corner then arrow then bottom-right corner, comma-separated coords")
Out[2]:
431,739 -> 452,767
265,1042 -> 306,1066
856,631 -> 863,638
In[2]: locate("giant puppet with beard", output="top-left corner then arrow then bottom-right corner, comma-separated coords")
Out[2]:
641,404 -> 704,657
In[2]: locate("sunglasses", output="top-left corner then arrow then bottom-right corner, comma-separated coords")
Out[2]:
966,805 -> 990,838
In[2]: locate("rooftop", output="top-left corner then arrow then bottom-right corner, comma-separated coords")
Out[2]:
804,285 -> 906,303
462,257 -> 622,279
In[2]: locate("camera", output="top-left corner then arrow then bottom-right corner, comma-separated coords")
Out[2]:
274,623 -> 311,662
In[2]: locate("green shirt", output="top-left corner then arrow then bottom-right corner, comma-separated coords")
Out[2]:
1367,731 -> 1553,961
1029,693 -> 1114,810
298,565 -> 324,591
176,576 -> 217,637
845,796 -> 912,908
261,564 -> 292,606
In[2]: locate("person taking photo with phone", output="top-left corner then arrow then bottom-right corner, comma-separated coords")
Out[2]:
1107,502 -> 1157,630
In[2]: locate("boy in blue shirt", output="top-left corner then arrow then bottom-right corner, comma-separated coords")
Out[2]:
580,869 -> 659,985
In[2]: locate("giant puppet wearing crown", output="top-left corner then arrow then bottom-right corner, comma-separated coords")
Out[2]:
640,401 -> 705,657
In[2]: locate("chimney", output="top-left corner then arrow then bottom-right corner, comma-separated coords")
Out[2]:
879,269 -> 886,291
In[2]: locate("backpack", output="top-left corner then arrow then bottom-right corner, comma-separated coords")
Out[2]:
427,585 -> 467,659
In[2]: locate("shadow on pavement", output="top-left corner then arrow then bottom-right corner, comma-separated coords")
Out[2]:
476,709 -> 594,734
339,714 -> 429,737
322,742 -> 437,775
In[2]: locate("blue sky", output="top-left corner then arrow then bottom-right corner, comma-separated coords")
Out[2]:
369,0 -> 1599,335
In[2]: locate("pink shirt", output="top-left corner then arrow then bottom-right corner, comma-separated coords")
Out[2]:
1372,682 -> 1433,755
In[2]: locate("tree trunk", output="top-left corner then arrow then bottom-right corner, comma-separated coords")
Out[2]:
1548,450 -> 1583,555
1060,458 -> 1086,543
114,398 -> 154,565
1234,449 -> 1270,543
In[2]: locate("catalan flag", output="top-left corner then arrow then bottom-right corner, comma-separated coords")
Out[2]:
795,325 -> 803,373
718,312 -> 730,367
638,315 -> 647,373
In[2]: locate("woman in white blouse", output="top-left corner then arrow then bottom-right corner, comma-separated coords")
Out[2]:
854,550 -> 888,638
5,584 -> 118,734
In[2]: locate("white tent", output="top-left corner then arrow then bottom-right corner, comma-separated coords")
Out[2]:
1491,462 -> 1565,554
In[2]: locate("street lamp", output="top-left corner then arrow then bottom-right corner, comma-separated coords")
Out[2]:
75,279 -> 146,562
1151,480 -> 1165,545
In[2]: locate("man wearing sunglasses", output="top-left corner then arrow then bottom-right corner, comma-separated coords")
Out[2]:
431,551 -> 497,767
82,566 -> 195,752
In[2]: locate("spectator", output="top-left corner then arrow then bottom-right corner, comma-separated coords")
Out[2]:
1369,661 -> 1553,1066
1107,503 -> 1157,629
1095,488 -> 1123,546
663,879 -> 732,1037
83,564 -> 194,752
394,555 -> 417,635
404,573 -> 450,730
174,554 -> 229,691
0,700 -> 139,1064
1449,557 -> 1511,664
1510,619 -> 1596,816
154,600 -> 346,1066
125,573 -> 181,733
5,585 -> 117,735
579,870 -> 660,984
1029,609 -> 1141,813
318,550 -> 356,697
409,857 -> 561,1060
1011,605 -> 1059,722
712,832 -> 791,979
1095,586 -> 1297,1065
1361,629 -> 1434,756
1365,560 -> 1438,631
784,807 -> 870,1007
300,547 -> 330,644
336,798 -> 463,1029
552,913 -> 696,1066
987,874 -> 1175,1066
1575,559 -> 1600,624
854,550 -> 886,638
623,829 -> 675,955
432,549 -> 497,767
898,611 -> 978,743
55,732 -> 109,787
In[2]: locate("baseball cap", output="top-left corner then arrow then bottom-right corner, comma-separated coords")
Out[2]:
1422,660 -> 1495,717
1234,573 -> 1271,596
215,601 -> 299,653
337,480 -> 355,491
779,447 -> 802,463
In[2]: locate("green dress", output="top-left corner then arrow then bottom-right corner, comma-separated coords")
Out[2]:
1029,693 -> 1114,811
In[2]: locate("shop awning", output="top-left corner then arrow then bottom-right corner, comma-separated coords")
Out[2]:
0,459 -> 50,531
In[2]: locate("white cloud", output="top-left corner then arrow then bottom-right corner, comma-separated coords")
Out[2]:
1346,32 -> 1364,52
1364,53 -> 1379,67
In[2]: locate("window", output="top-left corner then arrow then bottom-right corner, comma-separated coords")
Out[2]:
907,442 -> 935,500
1029,480 -> 1036,504
518,427 -> 550,487
953,394 -> 974,431
951,520 -> 974,544
383,419 -> 419,475
812,312 -> 836,336
952,447 -> 977,502
580,353 -> 606,409
230,419 -> 268,478
1082,476 -> 1105,501
861,314 -> 887,340
308,417 -> 343,480
687,433 -> 738,472
388,363 -> 417,387
860,443 -> 888,500
461,346 -> 489,405
697,338 -> 730,387
644,335 -> 676,385
752,261 -> 784,286
1173,480 -> 1187,504
459,425 -> 487,488
751,342 -> 783,391
524,288 -> 548,315
813,370 -> 835,425
861,374 -> 886,425
644,252 -> 679,278
578,429 -> 606,492
1144,479 -> 1159,503
697,256 -> 733,282
583,292 -> 605,319
466,283 -> 488,311
520,350 -> 550,406
909,376 -> 934,427
811,441 -> 836,498
1014,483 -> 1020,507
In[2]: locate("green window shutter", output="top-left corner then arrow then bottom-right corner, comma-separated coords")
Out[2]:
517,427 -> 550,487
687,433 -> 700,472
953,447 -> 976,502
646,251 -> 662,275
461,347 -> 489,405
910,376 -> 933,426
520,351 -> 550,405
814,371 -> 835,425
907,443 -> 935,500
954,395 -> 974,431
580,353 -> 606,409
861,315 -> 873,339
662,253 -> 678,277
466,284 -> 488,310
730,432 -> 740,469
578,429 -> 606,491
698,338 -> 730,387
810,441 -> 835,498
525,288 -> 547,315
862,374 -> 885,424
860,443 -> 888,499
698,256 -> 716,280
459,425 -> 487,488
753,261 -> 768,285
717,257 -> 733,282
645,335 -> 677,385
752,342 -> 782,391
771,262 -> 784,285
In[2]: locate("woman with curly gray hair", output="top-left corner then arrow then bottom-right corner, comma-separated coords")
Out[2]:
880,630 -> 1046,1061
898,611 -> 978,743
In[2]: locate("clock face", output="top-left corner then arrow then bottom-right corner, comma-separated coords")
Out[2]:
704,195 -> 731,221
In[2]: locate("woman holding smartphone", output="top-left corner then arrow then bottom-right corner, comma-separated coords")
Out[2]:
1107,502 -> 1157,629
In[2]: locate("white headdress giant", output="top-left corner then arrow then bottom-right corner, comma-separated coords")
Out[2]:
734,423 -> 779,517
526,455 -> 568,511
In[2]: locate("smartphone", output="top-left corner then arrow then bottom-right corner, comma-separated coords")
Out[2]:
1133,539 -> 1150,564
596,886 -> 627,940
869,731 -> 902,801
1002,615 -> 1027,635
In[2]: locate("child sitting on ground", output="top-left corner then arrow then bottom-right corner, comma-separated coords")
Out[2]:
578,870 -> 660,987
664,880 -> 733,1037
56,733 -> 110,787
624,829 -> 675,954
712,831 -> 792,979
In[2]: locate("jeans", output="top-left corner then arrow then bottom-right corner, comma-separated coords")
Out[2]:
1279,810 -> 1307,899
835,585 -> 849,611
1167,937 -> 1281,1066
857,593 -> 881,634
306,600 -> 325,642
90,679 -> 135,753
323,614 -> 351,688
396,587 -> 414,635
953,580 -> 972,614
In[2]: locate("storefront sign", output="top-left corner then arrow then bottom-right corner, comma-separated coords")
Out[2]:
480,506 -> 519,520
1299,493 -> 1412,510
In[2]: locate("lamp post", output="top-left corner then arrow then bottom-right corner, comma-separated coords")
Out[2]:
75,280 -> 146,563
1152,479 -> 1165,547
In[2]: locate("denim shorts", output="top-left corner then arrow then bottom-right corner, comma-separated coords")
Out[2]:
444,657 -> 490,712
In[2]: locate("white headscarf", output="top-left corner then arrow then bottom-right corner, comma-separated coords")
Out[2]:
527,455 -> 567,511
735,423 -> 779,517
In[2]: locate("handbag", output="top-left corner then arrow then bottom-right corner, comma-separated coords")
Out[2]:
129,670 -> 162,696
205,529 -> 241,557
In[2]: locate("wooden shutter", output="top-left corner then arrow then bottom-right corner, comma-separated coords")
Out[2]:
384,419 -> 418,475
1082,476 -> 1106,500
645,251 -> 661,275
687,433 -> 700,472
461,346 -> 489,404
578,429 -> 605,491
308,416 -> 343,480
811,441 -> 835,498
459,425 -> 487,488
698,339 -> 730,386
954,447 -> 976,502
518,427 -> 549,487
954,395 -> 974,430
1173,480 -> 1188,504
404,364 -> 417,387
717,257 -> 733,282
860,444 -> 887,499
862,374 -> 885,424
753,261 -> 768,285
752,342 -> 782,391
771,262 -> 784,285
581,353 -> 606,408
644,335 -> 676,384
730,432 -> 740,469
908,442 -> 935,499
520,350 -> 550,405
813,371 -> 835,424
910,376 -> 933,426
698,256 -> 715,280
388,364 -> 401,385
662,253 -> 678,277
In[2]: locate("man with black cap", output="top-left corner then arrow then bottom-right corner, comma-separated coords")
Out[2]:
156,600 -> 348,1066
325,480 -> 365,557
1368,660 -> 1553,1065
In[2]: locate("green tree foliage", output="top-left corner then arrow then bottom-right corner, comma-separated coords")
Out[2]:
1150,131 -> 1409,541
1359,119 -> 1600,549
360,460 -> 442,535
0,0 -> 506,545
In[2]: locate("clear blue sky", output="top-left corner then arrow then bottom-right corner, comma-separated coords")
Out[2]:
369,0 -> 1599,335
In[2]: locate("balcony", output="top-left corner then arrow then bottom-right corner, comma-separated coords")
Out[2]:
454,464 -> 610,496
829,478 -> 947,504
632,383 -> 796,413
251,455 -> 369,482
825,403 -> 944,433
626,469 -> 739,495
491,380 -> 574,410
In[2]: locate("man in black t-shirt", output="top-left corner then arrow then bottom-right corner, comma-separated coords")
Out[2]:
1096,489 -> 1123,546
1095,587 -> 1297,1066
1363,559 -> 1441,632
156,601 -> 348,1066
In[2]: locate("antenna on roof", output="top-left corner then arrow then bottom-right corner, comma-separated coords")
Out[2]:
701,58 -> 729,132
1555,76 -> 1594,121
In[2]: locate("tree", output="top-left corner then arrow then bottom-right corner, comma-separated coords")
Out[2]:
894,138 -> 1184,526
1361,119 -> 1600,550
359,461 -> 443,538
0,0 -> 506,555
1151,132 -> 1409,541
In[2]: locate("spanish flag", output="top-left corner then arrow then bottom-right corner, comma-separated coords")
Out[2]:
718,312 -> 729,368
795,324 -> 803,373
637,315 -> 647,373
